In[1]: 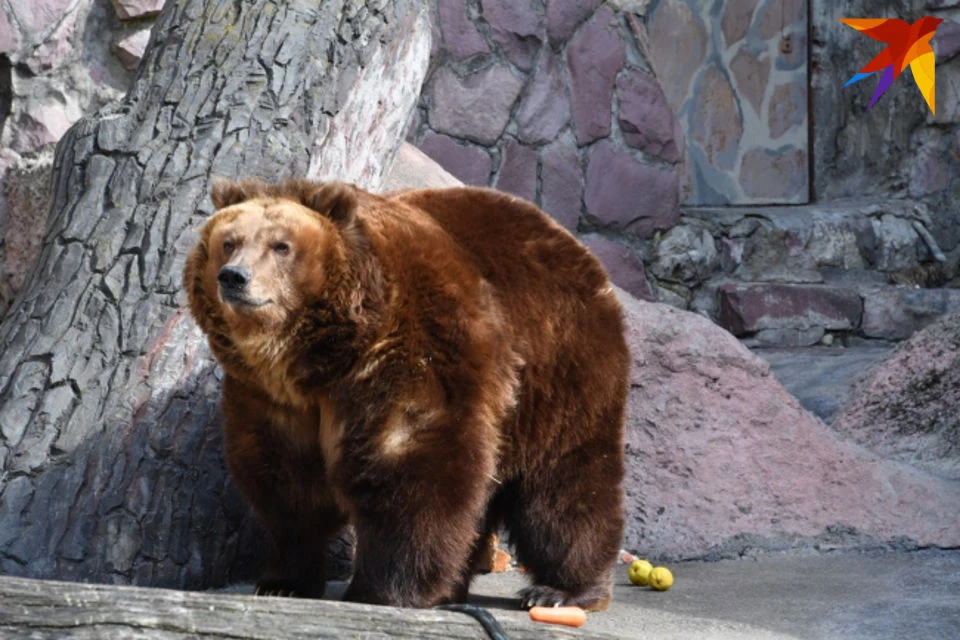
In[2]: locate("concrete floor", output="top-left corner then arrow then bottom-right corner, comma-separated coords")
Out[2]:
464,550 -> 960,640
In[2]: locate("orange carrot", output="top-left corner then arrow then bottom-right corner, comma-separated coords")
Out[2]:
528,606 -> 587,628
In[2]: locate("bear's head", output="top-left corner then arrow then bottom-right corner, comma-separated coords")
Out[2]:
184,178 -> 366,351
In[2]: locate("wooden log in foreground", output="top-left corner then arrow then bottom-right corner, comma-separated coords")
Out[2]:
0,575 -> 617,639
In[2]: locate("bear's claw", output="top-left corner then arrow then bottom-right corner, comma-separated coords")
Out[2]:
519,585 -> 568,609
254,581 -> 305,598
519,583 -> 613,612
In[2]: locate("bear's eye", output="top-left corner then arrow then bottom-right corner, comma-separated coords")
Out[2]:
223,240 -> 236,256
272,241 -> 291,256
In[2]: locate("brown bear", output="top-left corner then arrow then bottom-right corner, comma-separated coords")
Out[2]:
183,178 -> 629,610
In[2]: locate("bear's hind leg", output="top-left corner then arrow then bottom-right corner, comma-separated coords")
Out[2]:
508,438 -> 624,612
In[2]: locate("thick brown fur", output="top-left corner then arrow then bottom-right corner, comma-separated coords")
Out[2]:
183,178 -> 629,610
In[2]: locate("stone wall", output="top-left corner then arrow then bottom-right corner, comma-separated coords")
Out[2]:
408,0 -> 684,244
812,0 -> 960,249
414,0 -> 813,208
646,0 -> 809,205
644,200 -> 960,348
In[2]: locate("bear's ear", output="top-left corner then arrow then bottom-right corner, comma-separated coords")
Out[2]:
210,179 -> 246,210
210,178 -> 267,210
307,182 -> 358,226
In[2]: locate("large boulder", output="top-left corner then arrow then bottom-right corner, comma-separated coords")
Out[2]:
831,312 -> 960,481
621,294 -> 960,559
384,143 -> 461,192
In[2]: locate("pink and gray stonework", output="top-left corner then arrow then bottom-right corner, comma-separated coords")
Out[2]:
663,201 -> 960,348
0,0 -> 156,151
647,0 -> 809,205
409,0 -> 684,246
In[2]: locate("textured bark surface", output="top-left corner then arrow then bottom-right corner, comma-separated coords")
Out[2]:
0,575 -> 611,640
0,0 -> 430,588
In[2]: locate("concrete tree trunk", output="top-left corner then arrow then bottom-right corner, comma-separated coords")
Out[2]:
0,0 -> 430,589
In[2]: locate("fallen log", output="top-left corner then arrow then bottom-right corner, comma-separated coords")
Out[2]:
0,575 -> 617,639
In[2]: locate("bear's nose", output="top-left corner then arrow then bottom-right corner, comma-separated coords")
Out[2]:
218,265 -> 250,291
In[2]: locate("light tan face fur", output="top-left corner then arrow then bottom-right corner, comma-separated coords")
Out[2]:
202,198 -> 334,333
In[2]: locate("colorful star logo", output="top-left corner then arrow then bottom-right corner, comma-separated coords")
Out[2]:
840,17 -> 943,114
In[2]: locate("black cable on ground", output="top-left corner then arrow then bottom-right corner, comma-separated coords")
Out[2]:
435,603 -> 511,640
